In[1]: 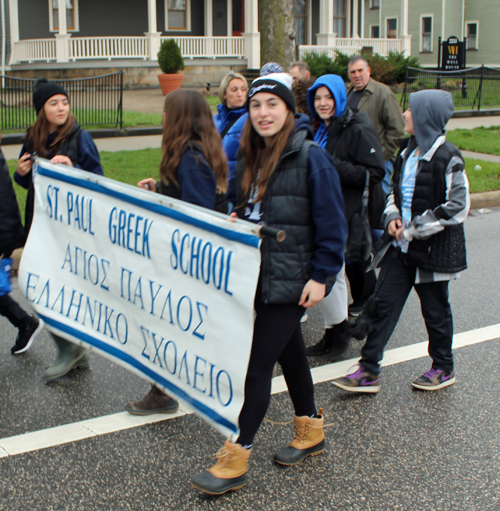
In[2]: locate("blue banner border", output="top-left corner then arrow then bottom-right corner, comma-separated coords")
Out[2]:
36,163 -> 260,249
39,313 -> 238,435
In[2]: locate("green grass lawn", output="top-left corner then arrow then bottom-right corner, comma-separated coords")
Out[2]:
447,126 -> 500,156
6,148 -> 498,222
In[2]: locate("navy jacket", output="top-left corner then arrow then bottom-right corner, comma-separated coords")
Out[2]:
235,115 -> 347,304
15,123 -> 103,233
0,149 -> 26,254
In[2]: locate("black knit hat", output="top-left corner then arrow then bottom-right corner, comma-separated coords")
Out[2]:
33,78 -> 68,114
247,73 -> 296,113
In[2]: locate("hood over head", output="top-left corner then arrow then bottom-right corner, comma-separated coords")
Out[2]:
306,74 -> 347,121
408,89 -> 454,155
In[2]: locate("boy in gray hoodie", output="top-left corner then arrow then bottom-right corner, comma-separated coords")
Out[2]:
332,89 -> 470,393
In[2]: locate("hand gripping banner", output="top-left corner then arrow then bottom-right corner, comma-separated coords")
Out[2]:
19,158 -> 262,438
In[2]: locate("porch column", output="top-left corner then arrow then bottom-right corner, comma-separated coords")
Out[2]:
8,0 -> 19,64
242,0 -> 260,69
55,0 -> 70,63
400,0 -> 412,55
352,0 -> 360,38
317,0 -> 335,46
205,0 -> 213,37
146,0 -> 161,60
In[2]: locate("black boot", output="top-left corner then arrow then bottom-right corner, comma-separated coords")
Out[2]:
305,329 -> 335,356
327,320 -> 351,359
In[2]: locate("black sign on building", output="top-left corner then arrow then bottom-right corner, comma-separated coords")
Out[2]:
439,36 -> 466,71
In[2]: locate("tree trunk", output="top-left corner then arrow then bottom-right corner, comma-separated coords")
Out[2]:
259,0 -> 296,71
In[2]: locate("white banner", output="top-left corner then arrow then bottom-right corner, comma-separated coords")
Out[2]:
19,158 -> 262,438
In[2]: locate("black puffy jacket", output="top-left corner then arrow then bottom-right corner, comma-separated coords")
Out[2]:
0,149 -> 26,255
325,108 -> 386,229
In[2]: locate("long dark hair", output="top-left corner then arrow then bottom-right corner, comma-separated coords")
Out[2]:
239,106 -> 295,206
25,104 -> 76,157
160,89 -> 228,193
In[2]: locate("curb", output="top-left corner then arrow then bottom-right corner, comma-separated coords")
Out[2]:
0,126 -> 163,145
451,109 -> 500,118
470,190 -> 500,210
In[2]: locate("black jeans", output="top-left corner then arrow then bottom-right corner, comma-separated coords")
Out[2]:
0,294 -> 29,328
360,248 -> 454,376
237,300 -> 316,446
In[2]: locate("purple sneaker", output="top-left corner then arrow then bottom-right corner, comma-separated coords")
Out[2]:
332,365 -> 380,393
412,368 -> 455,391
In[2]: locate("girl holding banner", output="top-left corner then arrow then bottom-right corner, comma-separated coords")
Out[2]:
14,78 -> 103,381
126,89 -> 228,416
191,73 -> 348,495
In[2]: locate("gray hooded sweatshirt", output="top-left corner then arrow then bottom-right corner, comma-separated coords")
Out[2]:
409,90 -> 454,155
383,89 -> 470,281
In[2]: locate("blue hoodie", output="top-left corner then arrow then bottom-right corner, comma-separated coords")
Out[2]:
306,75 -> 347,148
213,103 -> 247,135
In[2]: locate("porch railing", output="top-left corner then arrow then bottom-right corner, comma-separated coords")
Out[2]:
10,36 -> 245,64
11,39 -> 57,63
161,36 -> 245,59
299,38 -> 403,59
70,36 -> 149,60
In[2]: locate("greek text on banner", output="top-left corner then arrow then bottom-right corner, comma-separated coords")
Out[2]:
19,158 -> 262,438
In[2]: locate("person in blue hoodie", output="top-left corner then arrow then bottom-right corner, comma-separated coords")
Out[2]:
305,74 -> 385,359
15,78 -> 103,382
332,90 -> 469,393
126,89 -> 228,415
191,73 -> 347,496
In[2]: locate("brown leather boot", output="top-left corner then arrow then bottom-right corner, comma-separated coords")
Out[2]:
125,384 -> 179,415
274,408 -> 325,465
190,439 -> 251,495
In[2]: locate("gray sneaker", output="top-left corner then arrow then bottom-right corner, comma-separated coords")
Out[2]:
332,365 -> 381,393
412,368 -> 455,391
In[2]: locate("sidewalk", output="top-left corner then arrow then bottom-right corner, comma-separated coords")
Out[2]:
2,87 -> 499,208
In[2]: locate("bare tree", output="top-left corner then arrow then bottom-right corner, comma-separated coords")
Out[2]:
260,0 -> 296,71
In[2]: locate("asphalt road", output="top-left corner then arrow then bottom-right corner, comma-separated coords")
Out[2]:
0,207 -> 499,510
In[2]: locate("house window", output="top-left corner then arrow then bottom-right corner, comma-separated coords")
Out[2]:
467,22 -> 478,50
421,16 -> 432,52
371,25 -> 379,38
294,0 -> 307,47
371,0 -> 380,8
386,18 -> 397,39
166,0 -> 190,31
50,0 -> 78,32
333,0 -> 346,38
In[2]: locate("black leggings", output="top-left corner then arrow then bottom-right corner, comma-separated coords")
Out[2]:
236,300 -> 316,446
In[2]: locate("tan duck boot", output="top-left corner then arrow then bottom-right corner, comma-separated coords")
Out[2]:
190,439 -> 251,495
274,408 -> 325,465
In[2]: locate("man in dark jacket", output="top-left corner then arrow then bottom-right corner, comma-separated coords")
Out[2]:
333,90 -> 469,393
347,56 -> 405,197
0,147 -> 43,354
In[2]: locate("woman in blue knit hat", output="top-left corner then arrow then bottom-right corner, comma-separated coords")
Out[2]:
15,77 -> 103,382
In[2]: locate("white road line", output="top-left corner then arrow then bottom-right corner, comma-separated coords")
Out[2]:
1,323 -> 499,459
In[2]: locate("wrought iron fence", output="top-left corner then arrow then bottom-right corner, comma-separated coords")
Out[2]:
401,65 -> 500,112
0,71 -> 124,131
